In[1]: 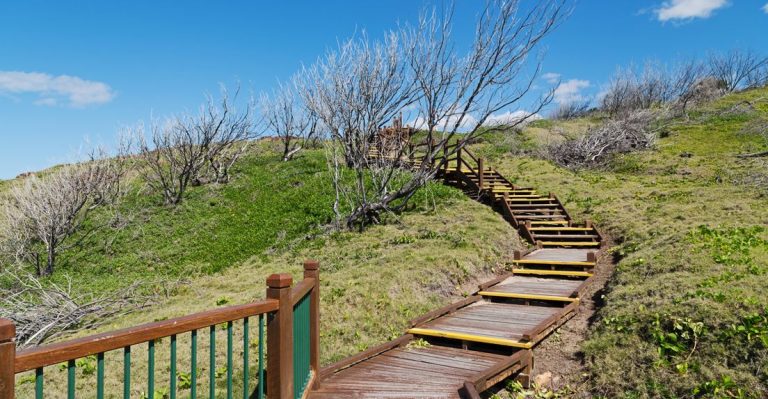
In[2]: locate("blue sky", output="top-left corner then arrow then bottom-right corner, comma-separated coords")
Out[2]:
0,0 -> 766,179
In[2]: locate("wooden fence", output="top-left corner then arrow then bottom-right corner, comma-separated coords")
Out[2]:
0,260 -> 321,399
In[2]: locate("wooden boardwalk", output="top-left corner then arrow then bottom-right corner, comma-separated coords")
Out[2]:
310,149 -> 602,398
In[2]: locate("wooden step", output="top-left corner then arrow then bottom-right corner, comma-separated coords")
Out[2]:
528,227 -> 593,231
531,234 -> 599,239
512,259 -> 595,267
528,221 -> 569,225
407,328 -> 533,349
506,198 -> 556,202
478,291 -> 579,303
539,241 -> 600,247
511,209 -> 563,214
515,215 -> 569,220
508,203 -> 560,208
512,269 -> 592,278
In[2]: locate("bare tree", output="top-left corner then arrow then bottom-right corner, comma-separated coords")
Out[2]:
670,59 -> 706,115
261,82 -> 319,161
0,268 -> 153,348
137,89 -> 255,204
600,61 -> 674,117
0,151 -> 125,276
708,49 -> 768,92
300,0 -> 567,227
550,100 -> 591,120
200,88 -> 256,184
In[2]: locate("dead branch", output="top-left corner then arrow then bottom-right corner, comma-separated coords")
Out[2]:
0,269 -> 156,348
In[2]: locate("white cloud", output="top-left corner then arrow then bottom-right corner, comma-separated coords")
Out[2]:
484,110 -> 541,126
553,79 -> 590,104
0,71 -> 115,107
408,110 -> 540,131
410,114 -> 478,131
542,72 -> 561,84
655,0 -> 728,21
763,3 -> 768,13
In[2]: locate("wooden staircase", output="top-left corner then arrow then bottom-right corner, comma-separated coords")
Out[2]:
311,144 -> 604,398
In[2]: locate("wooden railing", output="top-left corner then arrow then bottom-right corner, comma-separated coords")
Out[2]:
0,260 -> 321,399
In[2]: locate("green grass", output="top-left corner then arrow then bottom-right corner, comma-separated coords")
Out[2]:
474,87 -> 768,398
5,146 -> 462,295
7,141 -> 523,397
13,174 -> 521,398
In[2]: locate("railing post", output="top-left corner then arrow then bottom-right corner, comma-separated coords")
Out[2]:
456,141 -> 462,173
0,319 -> 15,399
266,274 -> 294,399
303,260 -> 321,388
478,158 -> 485,189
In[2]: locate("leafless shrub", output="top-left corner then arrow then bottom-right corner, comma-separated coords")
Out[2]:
300,0 -> 567,227
261,81 -> 320,161
548,110 -> 658,169
0,150 -> 126,276
136,89 -> 255,205
550,100 -> 591,120
600,62 -> 675,117
0,269 -> 154,348
707,49 -> 768,92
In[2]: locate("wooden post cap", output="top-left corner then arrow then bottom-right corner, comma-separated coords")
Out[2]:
0,319 -> 15,341
266,273 -> 293,288
303,260 -> 319,271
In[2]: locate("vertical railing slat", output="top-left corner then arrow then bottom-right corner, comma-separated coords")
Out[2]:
243,317 -> 250,399
35,367 -> 43,399
97,352 -> 105,399
191,329 -> 198,399
258,314 -> 265,399
209,325 -> 216,399
170,334 -> 177,399
227,321 -> 234,399
67,359 -> 75,399
148,339 -> 155,399
124,346 -> 131,399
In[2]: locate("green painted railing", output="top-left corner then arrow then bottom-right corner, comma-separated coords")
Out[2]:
293,294 -> 311,399
3,302 -> 276,399
0,261 -> 321,399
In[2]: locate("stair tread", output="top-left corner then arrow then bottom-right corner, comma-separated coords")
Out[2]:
539,241 -> 600,246
532,234 -> 599,239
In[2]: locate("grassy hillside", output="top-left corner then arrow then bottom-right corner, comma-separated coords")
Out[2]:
474,88 -> 768,398
13,177 -> 521,398
7,143 -> 524,397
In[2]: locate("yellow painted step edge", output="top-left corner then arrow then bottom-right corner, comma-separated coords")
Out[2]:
513,259 -> 595,267
478,291 -> 579,303
512,269 -> 593,278
406,328 -> 534,349
539,241 -> 600,246
529,227 -> 592,231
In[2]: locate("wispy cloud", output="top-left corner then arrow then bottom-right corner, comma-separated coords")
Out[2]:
408,110 -> 540,131
655,0 -> 728,22
0,71 -> 115,107
554,79 -> 590,104
484,111 -> 541,126
763,3 -> 768,13
542,72 -> 561,84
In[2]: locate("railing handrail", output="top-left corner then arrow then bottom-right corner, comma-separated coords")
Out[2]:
290,277 -> 315,307
13,298 -> 279,373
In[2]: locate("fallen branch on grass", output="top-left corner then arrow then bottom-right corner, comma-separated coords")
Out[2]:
0,270 -> 157,348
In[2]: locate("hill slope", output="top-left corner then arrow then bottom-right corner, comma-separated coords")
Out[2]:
474,88 -> 768,398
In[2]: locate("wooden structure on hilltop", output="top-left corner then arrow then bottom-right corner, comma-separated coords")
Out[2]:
0,136 -> 604,398
368,115 -> 415,161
